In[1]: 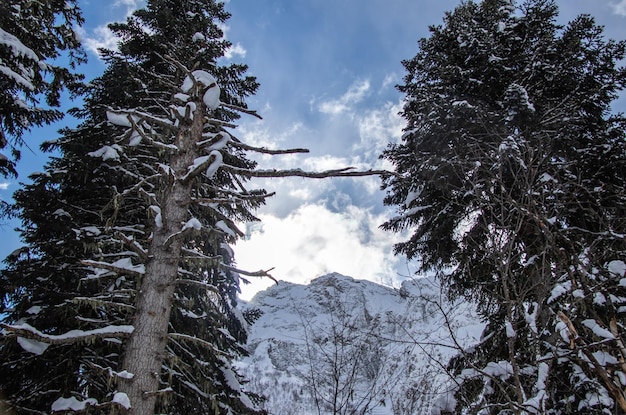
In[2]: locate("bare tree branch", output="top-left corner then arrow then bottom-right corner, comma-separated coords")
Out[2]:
230,140 -> 310,155
221,264 -> 278,284
220,102 -> 263,119
223,165 -> 395,179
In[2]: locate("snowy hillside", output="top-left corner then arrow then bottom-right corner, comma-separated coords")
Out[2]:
236,273 -> 484,415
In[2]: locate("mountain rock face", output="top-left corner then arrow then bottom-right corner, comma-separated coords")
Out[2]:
236,273 -> 484,415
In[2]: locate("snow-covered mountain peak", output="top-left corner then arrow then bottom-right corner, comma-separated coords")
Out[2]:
237,273 -> 483,415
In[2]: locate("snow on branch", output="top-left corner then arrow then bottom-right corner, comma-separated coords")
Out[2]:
116,232 -> 149,261
1,323 -> 134,346
557,311 -> 626,412
106,109 -> 176,132
126,115 -> 180,153
179,150 -> 222,183
50,394 -> 132,413
202,185 -> 273,202
81,259 -> 145,279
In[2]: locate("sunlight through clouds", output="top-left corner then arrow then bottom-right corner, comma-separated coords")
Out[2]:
76,25 -> 119,56
235,203 -> 407,300
224,42 -> 247,59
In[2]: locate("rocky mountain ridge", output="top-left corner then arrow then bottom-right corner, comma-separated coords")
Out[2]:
236,273 -> 484,415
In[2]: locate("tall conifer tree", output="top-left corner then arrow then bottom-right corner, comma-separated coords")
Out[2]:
1,1 -> 267,413
1,0 -> 382,413
382,0 -> 626,413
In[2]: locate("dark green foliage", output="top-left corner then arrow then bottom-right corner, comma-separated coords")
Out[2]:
0,0 -> 85,177
383,0 -> 626,413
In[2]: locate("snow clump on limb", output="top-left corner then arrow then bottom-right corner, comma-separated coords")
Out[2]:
180,70 -> 221,111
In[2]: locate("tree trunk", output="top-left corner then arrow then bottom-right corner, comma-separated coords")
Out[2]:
118,107 -> 204,414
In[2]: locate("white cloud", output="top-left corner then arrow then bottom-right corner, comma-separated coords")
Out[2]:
79,0 -> 145,56
238,121 -> 303,156
224,42 -> 247,59
234,203 -> 406,300
354,100 -> 404,159
78,25 -> 120,56
381,73 -> 399,91
301,154 -> 353,171
0,182 -> 9,190
611,0 -> 626,16
114,0 -> 144,10
317,79 -> 371,115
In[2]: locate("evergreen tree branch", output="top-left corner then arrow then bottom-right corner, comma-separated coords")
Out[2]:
168,332 -> 228,357
1,323 -> 134,345
175,278 -> 222,297
116,232 -> 149,261
80,259 -> 144,278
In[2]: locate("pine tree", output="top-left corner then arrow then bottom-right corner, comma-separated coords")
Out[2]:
382,0 -> 626,413
1,1 -> 385,414
0,0 -> 85,177
0,0 -> 266,413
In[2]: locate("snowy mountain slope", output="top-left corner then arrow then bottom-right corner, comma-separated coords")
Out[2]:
236,273 -> 484,415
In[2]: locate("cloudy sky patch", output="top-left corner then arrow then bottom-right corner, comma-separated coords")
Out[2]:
3,0 -> 625,300
236,203 -> 406,300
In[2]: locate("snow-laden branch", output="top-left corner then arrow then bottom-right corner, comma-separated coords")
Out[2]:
81,259 -> 145,278
179,150 -> 222,183
202,185 -> 273,202
223,165 -> 396,179
117,232 -> 149,261
162,217 -> 203,248
558,311 -> 626,412
126,115 -> 180,154
106,109 -> 177,132
1,323 -> 134,345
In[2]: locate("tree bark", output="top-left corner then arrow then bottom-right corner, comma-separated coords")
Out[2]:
118,104 -> 204,415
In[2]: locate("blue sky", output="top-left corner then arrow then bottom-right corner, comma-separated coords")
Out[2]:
1,0 -> 626,300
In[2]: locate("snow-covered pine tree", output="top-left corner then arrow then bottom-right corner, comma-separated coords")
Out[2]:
0,0 -> 266,413
0,0 -> 85,177
381,0 -> 626,413
0,1 -> 386,414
